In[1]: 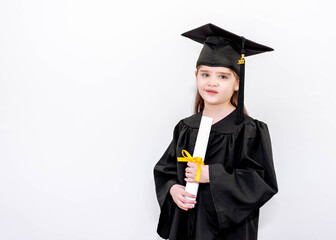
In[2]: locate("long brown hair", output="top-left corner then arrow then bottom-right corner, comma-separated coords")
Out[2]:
194,65 -> 248,115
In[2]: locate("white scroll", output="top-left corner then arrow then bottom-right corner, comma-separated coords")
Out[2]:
185,115 -> 212,206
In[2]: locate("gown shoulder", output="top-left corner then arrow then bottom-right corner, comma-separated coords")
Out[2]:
178,109 -> 267,135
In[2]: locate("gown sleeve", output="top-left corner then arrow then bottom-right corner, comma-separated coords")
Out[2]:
153,121 -> 181,237
208,120 -> 278,231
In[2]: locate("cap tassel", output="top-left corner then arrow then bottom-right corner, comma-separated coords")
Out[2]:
235,37 -> 246,125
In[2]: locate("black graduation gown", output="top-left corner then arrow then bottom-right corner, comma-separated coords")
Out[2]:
153,108 -> 278,240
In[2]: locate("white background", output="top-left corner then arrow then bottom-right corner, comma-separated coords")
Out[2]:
1,0 -> 335,239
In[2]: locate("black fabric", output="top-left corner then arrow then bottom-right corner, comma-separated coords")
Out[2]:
182,23 -> 273,75
181,23 -> 273,58
153,109 -> 278,240
196,37 -> 241,75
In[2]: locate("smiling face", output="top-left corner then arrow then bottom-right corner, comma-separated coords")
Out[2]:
195,65 -> 239,108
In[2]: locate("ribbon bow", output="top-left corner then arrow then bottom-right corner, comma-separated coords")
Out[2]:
177,149 -> 204,182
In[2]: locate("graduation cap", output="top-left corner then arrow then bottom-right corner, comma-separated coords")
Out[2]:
181,23 -> 273,124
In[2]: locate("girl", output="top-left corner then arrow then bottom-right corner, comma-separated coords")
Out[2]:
153,23 -> 278,240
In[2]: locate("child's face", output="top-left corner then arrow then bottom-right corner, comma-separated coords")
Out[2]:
195,65 -> 239,107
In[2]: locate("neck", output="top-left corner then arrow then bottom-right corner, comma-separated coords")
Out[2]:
202,101 -> 236,122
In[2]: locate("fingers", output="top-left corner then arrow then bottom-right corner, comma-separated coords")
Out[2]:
185,170 -> 195,182
184,177 -> 195,183
177,193 -> 196,211
170,183 -> 198,211
185,165 -> 196,178
177,199 -> 193,211
182,190 -> 196,199
187,162 -> 197,167
183,196 -> 197,205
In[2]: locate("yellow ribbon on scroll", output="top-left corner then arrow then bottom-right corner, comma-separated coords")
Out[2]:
177,149 -> 204,182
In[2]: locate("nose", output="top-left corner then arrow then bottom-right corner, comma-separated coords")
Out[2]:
207,76 -> 218,86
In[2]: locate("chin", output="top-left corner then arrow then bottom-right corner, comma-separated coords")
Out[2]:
204,100 -> 221,105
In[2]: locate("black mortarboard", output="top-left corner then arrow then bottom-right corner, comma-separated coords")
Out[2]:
181,23 -> 273,124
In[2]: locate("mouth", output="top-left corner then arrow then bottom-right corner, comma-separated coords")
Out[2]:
205,89 -> 218,95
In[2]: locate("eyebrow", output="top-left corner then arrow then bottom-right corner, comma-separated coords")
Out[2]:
199,70 -> 231,75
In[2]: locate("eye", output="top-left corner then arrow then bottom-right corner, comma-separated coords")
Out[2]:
219,75 -> 227,79
201,73 -> 209,77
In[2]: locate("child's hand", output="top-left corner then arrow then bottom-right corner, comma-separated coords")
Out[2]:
184,162 -> 210,183
169,184 -> 197,211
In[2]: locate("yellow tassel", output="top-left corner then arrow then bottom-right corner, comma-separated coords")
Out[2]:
238,54 -> 245,65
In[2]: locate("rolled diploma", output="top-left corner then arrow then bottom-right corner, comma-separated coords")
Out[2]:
185,115 -> 213,206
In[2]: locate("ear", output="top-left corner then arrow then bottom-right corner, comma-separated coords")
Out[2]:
235,79 -> 240,91
194,70 -> 197,77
